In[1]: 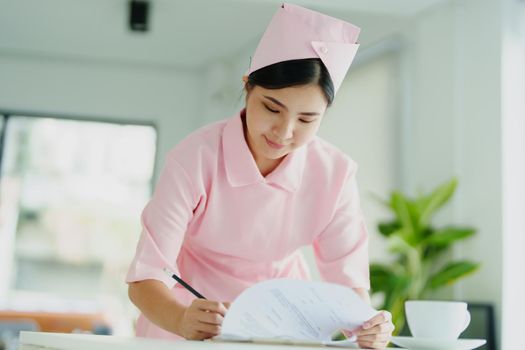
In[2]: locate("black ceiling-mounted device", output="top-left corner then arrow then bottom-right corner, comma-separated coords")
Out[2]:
129,0 -> 150,32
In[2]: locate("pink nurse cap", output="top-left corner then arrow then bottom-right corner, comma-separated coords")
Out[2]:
248,3 -> 361,95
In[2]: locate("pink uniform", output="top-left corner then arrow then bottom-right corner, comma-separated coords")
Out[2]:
126,110 -> 370,339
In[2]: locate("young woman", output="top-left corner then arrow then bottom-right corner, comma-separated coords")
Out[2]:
127,3 -> 394,349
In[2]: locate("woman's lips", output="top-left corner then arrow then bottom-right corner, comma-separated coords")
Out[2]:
264,136 -> 286,149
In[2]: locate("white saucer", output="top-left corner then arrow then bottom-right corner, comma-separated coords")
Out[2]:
390,336 -> 486,350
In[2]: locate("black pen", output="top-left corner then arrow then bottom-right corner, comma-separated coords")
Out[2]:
163,267 -> 207,299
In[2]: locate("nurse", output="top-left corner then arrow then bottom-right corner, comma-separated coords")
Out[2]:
127,3 -> 394,349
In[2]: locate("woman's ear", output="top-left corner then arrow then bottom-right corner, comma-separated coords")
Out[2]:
242,75 -> 251,90
242,75 -> 253,97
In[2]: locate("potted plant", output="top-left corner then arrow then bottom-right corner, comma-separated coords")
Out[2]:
370,177 -> 480,334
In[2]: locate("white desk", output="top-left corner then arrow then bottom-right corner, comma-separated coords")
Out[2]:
18,331 -> 399,350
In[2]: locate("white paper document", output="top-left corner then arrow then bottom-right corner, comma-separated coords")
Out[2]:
213,279 -> 377,347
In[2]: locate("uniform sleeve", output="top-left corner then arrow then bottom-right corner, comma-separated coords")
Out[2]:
312,165 -> 370,289
125,153 -> 199,289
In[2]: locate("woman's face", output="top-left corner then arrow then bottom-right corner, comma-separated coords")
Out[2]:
244,82 -> 328,174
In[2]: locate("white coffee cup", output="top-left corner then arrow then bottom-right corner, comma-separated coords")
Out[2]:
405,300 -> 471,339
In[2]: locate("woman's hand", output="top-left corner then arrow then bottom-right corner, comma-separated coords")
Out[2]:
344,310 -> 394,349
176,299 -> 230,340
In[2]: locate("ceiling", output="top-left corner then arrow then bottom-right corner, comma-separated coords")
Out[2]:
0,0 -> 447,69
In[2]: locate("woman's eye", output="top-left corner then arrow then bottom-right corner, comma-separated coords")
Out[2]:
300,119 -> 315,124
263,104 -> 279,113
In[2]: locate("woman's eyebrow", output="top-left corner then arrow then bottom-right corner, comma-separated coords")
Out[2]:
262,95 -> 320,116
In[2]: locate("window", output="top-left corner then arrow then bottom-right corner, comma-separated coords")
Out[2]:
0,114 -> 156,333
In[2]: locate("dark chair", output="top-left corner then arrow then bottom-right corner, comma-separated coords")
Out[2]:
460,303 -> 497,350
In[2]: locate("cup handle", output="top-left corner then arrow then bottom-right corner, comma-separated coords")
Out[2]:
461,310 -> 471,332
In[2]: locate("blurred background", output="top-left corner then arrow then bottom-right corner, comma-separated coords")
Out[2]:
0,0 -> 523,349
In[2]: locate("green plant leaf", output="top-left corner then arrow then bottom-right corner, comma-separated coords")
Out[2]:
390,192 -> 414,230
390,298 -> 406,336
418,178 -> 457,227
427,261 -> 480,290
422,245 -> 448,261
378,221 -> 401,237
383,273 -> 411,312
426,227 -> 476,248
388,233 -> 416,254
390,192 -> 422,245
406,200 -> 425,243
370,264 -> 397,293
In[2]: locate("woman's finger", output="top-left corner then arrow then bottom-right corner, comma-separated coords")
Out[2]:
198,311 -> 224,325
184,328 -> 212,341
195,330 -> 217,340
196,322 -> 222,335
357,332 -> 392,342
362,310 -> 392,329
197,300 -> 228,316
357,340 -> 389,350
354,322 -> 395,336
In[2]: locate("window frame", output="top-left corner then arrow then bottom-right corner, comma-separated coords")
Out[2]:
0,109 -> 159,191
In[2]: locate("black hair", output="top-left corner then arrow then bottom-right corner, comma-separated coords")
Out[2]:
246,58 -> 335,106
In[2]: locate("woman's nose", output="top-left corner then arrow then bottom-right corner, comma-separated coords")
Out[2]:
273,120 -> 294,140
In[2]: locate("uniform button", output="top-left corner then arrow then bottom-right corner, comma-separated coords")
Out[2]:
320,46 -> 328,54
